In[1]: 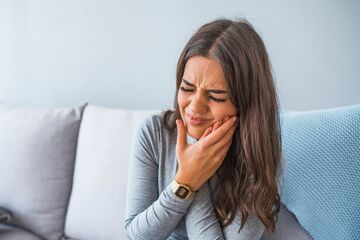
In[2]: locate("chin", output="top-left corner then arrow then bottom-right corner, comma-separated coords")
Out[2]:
186,126 -> 204,141
182,117 -> 209,141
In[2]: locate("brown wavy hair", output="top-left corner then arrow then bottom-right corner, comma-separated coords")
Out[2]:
162,18 -> 283,233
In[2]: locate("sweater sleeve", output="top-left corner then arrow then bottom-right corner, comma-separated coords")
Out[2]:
222,210 -> 265,240
185,181 -> 224,239
185,175 -> 265,240
124,116 -> 194,240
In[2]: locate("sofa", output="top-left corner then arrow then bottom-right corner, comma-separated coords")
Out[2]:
0,101 -> 359,240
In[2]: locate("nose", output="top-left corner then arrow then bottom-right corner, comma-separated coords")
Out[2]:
188,91 -> 208,114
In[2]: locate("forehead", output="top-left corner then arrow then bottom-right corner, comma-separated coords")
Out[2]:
183,56 -> 227,89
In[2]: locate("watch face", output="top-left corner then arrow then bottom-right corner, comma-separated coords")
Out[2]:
175,186 -> 190,198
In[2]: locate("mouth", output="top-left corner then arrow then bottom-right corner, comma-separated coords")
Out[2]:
186,114 -> 209,127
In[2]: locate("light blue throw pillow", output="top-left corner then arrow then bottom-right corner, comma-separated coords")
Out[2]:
280,104 -> 360,240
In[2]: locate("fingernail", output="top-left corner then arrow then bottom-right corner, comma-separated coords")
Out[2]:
232,116 -> 237,122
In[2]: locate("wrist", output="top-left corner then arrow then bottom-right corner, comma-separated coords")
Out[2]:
175,172 -> 199,192
171,178 -> 198,199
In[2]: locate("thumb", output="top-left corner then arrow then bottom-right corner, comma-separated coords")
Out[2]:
176,119 -> 187,151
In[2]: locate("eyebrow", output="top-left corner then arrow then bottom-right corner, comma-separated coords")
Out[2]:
182,78 -> 228,94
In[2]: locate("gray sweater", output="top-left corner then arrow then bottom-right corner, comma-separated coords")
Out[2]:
125,113 -> 265,240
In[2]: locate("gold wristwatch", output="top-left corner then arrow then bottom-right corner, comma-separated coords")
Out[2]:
171,179 -> 196,199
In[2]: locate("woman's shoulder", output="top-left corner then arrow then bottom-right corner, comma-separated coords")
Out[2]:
133,111 -> 176,160
137,111 -> 165,132
138,112 -> 162,132
135,110 -> 176,140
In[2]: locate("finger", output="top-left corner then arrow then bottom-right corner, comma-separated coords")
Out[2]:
176,119 -> 188,152
205,116 -> 238,146
215,125 -> 237,152
200,126 -> 213,139
203,116 -> 230,141
208,138 -> 233,172
213,141 -> 233,170
212,128 -> 236,165
200,127 -> 211,139
212,116 -> 232,132
212,120 -> 223,131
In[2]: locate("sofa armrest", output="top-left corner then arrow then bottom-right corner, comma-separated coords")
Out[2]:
261,204 -> 313,240
0,207 -> 12,223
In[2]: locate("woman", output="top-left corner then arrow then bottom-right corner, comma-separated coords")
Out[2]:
125,18 -> 283,240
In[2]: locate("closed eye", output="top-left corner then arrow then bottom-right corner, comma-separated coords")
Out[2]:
180,87 -> 194,92
179,87 -> 226,103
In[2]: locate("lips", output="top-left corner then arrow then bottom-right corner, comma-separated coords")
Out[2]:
186,114 -> 208,121
186,114 -> 209,127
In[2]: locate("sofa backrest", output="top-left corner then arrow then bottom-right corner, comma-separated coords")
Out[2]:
1,102 -> 358,240
63,104 -> 312,240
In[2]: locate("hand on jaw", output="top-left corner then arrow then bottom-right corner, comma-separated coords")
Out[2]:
175,115 -> 238,192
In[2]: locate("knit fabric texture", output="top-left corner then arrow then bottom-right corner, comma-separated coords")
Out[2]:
280,104 -> 360,240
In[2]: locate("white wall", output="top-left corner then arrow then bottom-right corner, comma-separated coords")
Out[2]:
0,0 -> 359,110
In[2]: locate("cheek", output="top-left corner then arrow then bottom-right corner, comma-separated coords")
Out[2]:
177,91 -> 187,117
212,104 -> 238,121
177,92 -> 183,110
177,91 -> 188,109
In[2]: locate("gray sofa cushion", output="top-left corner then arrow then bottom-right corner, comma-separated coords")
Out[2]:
64,104 -> 159,240
0,224 -> 43,240
0,102 -> 87,240
261,204 -> 313,240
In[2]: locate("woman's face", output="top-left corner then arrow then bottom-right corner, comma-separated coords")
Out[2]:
177,55 -> 238,140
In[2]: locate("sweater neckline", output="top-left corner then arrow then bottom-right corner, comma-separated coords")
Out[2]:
186,133 -> 198,144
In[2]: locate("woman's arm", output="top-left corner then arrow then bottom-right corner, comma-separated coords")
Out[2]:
124,116 -> 194,240
222,210 -> 265,240
185,176 -> 265,240
185,180 -> 224,240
